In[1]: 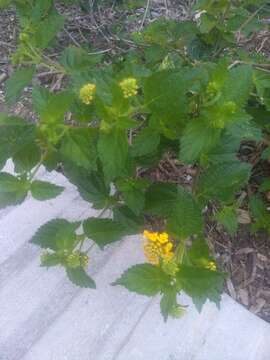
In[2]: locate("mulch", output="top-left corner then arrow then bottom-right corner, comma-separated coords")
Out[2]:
1,0 -> 270,322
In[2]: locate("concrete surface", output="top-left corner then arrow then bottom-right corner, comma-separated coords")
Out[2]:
0,160 -> 270,360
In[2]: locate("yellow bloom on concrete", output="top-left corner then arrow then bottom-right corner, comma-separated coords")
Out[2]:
119,77 -> 139,98
79,83 -> 96,105
143,230 -> 174,265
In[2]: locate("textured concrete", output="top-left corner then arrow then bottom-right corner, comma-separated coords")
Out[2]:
0,161 -> 270,360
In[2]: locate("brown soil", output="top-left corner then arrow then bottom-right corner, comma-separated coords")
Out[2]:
1,1 -> 270,322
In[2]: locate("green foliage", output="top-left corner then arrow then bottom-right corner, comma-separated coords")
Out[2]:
5,67 -> 35,105
31,219 -> 79,251
83,218 -> 127,248
1,0 -> 269,320
113,263 -> 170,296
66,267 -> 96,289
215,206 -> 238,235
0,172 -> 29,208
176,265 -> 224,311
30,180 -> 64,200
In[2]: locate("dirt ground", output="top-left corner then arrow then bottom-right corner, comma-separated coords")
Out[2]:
1,0 -> 270,322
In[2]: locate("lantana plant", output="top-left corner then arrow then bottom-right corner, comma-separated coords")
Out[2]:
0,0 -> 270,320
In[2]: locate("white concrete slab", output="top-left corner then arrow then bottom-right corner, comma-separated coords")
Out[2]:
0,165 -> 270,360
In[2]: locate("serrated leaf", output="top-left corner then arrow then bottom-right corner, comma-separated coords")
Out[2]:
167,187 -> 203,239
223,65 -> 253,107
180,119 -> 221,164
32,86 -> 51,115
215,206 -> 238,235
31,180 -> 64,201
32,10 -> 64,49
5,67 -> 35,105
160,287 -> 180,321
66,267 -> 96,288
64,165 -> 110,209
144,183 -> 177,217
13,142 -> 41,173
113,263 -> 170,296
98,129 -> 129,183
176,265 -> 224,311
31,0 -> 53,21
60,128 -> 98,171
30,219 -> 79,251
0,172 -> 29,208
117,178 -> 148,215
144,70 -> 188,123
197,161 -> 251,203
113,206 -> 144,234
250,195 -> 270,232
131,127 -> 160,157
40,91 -> 73,122
186,238 -> 215,268
0,114 -> 37,169
83,218 -> 126,248
60,46 -> 101,73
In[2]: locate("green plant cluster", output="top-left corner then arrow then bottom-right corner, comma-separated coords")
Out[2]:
1,0 -> 270,320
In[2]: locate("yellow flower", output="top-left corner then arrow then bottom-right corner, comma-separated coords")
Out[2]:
79,83 -> 96,105
119,77 -> 139,98
205,261 -> 217,271
143,230 -> 174,265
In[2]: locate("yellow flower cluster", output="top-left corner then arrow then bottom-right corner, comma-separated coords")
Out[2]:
205,261 -> 217,271
119,77 -> 139,98
143,230 -> 174,265
79,83 -> 96,105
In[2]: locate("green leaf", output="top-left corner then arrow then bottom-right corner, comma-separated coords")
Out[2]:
32,86 -> 51,115
250,195 -> 270,232
176,265 -> 224,311
30,219 -> 79,251
13,142 -> 41,173
259,179 -> 270,192
113,206 -> 144,234
113,263 -> 170,296
5,67 -> 35,105
160,288 -> 178,321
83,218 -> 126,248
0,114 -> 37,169
180,119 -> 221,164
60,128 -> 98,171
223,65 -> 253,107
144,183 -> 178,217
0,172 -> 29,208
39,91 -> 73,122
31,0 -> 53,21
186,238 -> 215,268
30,180 -> 64,201
197,161 -> 251,203
262,147 -> 270,160
60,46 -> 101,73
117,178 -> 148,215
63,165 -> 110,209
131,127 -> 160,157
98,129 -> 129,182
144,70 -> 188,123
167,187 -> 203,239
66,267 -> 96,288
215,206 -> 238,235
40,251 -> 63,267
33,10 -> 64,49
